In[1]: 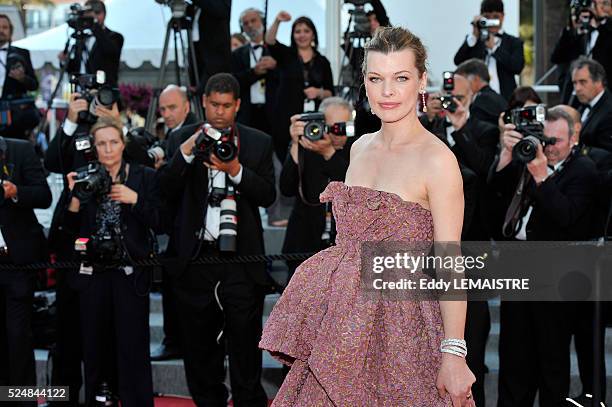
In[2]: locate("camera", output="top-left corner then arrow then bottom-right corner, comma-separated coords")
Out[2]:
72,162 -> 113,203
571,0 -> 593,30
193,123 -> 238,164
75,233 -> 124,268
155,0 -> 189,19
67,3 -> 95,32
344,0 -> 371,38
125,127 -> 165,167
70,71 -> 120,125
298,112 -> 356,141
437,71 -> 458,113
505,105 -> 557,163
473,17 -> 501,40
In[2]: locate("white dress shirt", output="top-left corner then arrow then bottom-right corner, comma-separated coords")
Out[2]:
180,149 -> 243,241
515,159 -> 566,240
249,42 -> 266,104
581,89 -> 605,123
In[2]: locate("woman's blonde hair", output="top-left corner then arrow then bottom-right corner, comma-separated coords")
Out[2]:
362,26 -> 428,77
91,117 -> 125,143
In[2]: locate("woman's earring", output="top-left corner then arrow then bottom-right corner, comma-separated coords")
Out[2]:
420,91 -> 427,113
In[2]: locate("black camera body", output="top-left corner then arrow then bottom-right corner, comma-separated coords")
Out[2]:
67,3 -> 95,32
505,105 -> 557,163
571,0 -> 594,30
194,123 -> 238,164
298,112 -> 355,141
125,127 -> 165,167
75,233 -> 124,268
438,71 -> 458,113
70,72 -> 119,125
72,162 -> 113,203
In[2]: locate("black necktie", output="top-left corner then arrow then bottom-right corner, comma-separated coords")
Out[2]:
252,44 -> 262,50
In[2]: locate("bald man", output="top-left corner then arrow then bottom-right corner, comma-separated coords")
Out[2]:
151,86 -> 197,361
159,85 -> 196,136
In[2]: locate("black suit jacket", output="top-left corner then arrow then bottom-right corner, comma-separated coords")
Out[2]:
1,45 -> 38,99
551,24 -> 612,103
0,138 -> 51,264
471,85 -> 508,126
67,25 -> 123,87
159,122 -> 276,284
231,43 -> 278,127
280,145 -> 349,255
190,0 -> 231,92
579,89 -> 612,152
60,163 -> 161,261
490,151 -> 597,240
454,33 -> 525,101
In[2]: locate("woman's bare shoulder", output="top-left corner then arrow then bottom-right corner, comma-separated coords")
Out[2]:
419,130 -> 460,173
350,131 -> 377,158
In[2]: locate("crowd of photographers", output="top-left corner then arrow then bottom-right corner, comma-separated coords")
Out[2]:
0,0 -> 612,406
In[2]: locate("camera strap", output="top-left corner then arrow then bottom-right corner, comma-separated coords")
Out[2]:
502,147 -> 578,238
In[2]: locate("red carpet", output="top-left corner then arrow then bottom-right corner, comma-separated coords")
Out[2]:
154,396 -> 274,406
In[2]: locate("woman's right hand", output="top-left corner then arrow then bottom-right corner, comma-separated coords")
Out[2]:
276,11 -> 291,23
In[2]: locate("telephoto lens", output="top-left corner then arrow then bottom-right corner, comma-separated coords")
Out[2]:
218,184 -> 238,252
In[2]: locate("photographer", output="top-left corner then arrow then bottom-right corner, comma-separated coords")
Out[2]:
453,0 -> 524,101
60,0 -> 124,87
281,97 -> 352,279
491,106 -> 597,405
159,73 -> 274,406
0,14 -> 40,140
59,117 -> 160,407
0,136 -> 51,407
44,90 -> 120,405
551,0 -> 612,103
455,58 -> 507,126
149,84 -> 197,361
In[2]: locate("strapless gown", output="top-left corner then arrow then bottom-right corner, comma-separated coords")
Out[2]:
260,181 -> 452,406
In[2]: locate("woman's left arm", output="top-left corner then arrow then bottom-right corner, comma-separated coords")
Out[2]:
425,146 -> 475,405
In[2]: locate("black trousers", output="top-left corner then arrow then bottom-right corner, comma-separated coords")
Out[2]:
78,269 -> 153,407
50,268 -> 83,407
573,301 -> 607,401
0,270 -> 36,407
497,301 -> 572,407
465,300 -> 490,407
161,266 -> 181,349
174,256 -> 267,407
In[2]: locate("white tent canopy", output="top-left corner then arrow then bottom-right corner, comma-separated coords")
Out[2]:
13,0 -> 177,69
